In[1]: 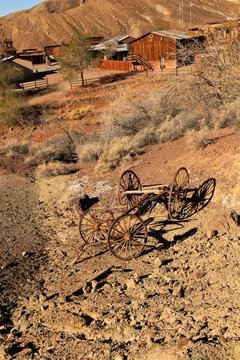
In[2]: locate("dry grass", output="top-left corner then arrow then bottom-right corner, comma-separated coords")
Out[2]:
69,105 -> 93,120
26,134 -> 76,165
76,142 -> 103,163
0,139 -> 30,158
187,127 -> 216,150
213,98 -> 240,129
36,162 -> 79,178
93,65 -> 240,171
94,130 -> 157,173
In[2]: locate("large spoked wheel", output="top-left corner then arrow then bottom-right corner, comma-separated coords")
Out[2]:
118,169 -> 142,210
168,167 -> 189,219
108,213 -> 147,261
79,208 -> 114,244
196,178 -> 216,211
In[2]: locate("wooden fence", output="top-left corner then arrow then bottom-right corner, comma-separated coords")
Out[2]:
70,77 -> 100,90
19,78 -> 49,92
69,70 -> 150,90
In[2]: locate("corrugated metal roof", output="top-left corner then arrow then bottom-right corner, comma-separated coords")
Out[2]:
0,55 -> 15,63
90,35 -> 130,51
152,30 -> 203,40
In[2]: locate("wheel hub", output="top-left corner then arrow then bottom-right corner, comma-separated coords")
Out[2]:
93,223 -> 100,231
124,232 -> 131,242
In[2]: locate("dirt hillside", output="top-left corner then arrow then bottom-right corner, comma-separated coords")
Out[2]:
0,69 -> 240,359
0,0 -> 240,49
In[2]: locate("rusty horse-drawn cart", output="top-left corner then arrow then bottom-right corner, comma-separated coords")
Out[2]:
78,167 -> 215,261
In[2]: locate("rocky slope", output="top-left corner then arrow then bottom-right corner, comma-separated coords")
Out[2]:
0,123 -> 239,359
0,0 -> 239,50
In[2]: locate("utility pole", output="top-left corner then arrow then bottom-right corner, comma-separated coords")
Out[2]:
179,0 -> 184,29
190,2 -> 193,29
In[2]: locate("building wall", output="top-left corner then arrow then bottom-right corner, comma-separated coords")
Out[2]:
13,58 -> 34,81
130,33 -> 176,61
101,60 -> 133,71
45,46 -> 61,57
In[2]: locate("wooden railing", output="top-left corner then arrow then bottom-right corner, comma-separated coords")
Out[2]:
127,54 -> 155,71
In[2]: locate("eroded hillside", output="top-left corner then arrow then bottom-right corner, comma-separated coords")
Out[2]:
0,0 -> 239,49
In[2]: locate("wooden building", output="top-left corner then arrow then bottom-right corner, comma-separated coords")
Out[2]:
90,35 -> 135,61
129,30 -> 205,68
0,39 -> 17,58
17,48 -> 45,64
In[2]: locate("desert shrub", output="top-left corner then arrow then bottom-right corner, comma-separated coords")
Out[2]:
102,88 -> 166,139
69,105 -> 93,120
213,98 -> 240,129
187,127 -> 216,150
0,139 -> 30,158
95,137 -> 137,173
77,142 -> 103,162
131,127 -> 159,148
36,162 -> 79,177
95,127 -> 160,173
4,139 -> 30,155
17,105 -> 49,127
0,63 -> 23,128
26,134 -> 76,165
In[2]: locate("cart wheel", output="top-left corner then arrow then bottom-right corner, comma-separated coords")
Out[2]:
79,208 -> 114,244
118,169 -> 142,209
168,167 -> 189,219
196,178 -> 216,211
108,213 -> 147,261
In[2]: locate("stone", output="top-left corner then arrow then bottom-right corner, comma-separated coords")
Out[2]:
82,283 -> 91,294
177,336 -> 190,350
114,355 -> 124,360
209,327 -> 223,337
184,288 -> 193,297
172,285 -> 185,298
91,280 -> 98,293
126,279 -> 136,290
139,291 -> 148,300
133,272 -> 140,282
154,257 -> 162,268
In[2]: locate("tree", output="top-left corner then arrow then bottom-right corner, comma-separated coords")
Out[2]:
0,63 -> 22,128
176,36 -> 240,108
60,33 -> 91,86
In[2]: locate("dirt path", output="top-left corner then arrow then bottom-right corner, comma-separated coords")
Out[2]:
0,175 -> 49,354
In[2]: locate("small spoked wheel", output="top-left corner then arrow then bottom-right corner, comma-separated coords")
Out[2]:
168,167 -> 189,219
79,208 -> 114,244
108,213 -> 147,261
196,178 -> 216,211
118,169 -> 142,210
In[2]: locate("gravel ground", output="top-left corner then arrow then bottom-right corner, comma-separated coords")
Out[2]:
0,165 -> 239,359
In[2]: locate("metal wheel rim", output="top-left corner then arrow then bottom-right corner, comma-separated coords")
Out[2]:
168,167 -> 189,219
79,208 -> 114,244
108,213 -> 147,261
118,169 -> 142,209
